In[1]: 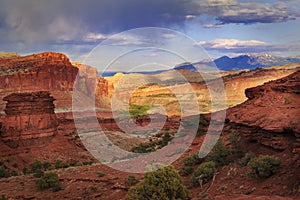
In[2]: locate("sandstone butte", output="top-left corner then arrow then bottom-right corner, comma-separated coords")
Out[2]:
0,52 -> 109,112
0,91 -> 58,148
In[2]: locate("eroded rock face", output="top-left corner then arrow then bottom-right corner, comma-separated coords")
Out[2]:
0,91 -> 58,148
0,52 -> 109,111
227,70 -> 300,152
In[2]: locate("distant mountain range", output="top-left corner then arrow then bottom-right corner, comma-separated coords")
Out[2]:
101,53 -> 300,76
192,53 -> 300,71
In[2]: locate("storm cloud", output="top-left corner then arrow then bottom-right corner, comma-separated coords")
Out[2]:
0,0 -> 299,45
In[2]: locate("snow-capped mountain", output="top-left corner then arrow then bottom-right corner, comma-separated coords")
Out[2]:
176,53 -> 300,71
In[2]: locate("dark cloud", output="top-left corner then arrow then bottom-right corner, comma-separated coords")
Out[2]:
215,2 -> 298,24
0,0 -> 298,46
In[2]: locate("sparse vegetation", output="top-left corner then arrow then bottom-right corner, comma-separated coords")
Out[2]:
0,166 -> 9,178
12,163 -> 18,168
129,104 -> 150,117
97,172 -> 105,177
183,153 -> 202,167
181,166 -> 193,176
190,161 -> 216,187
205,139 -> 230,168
11,171 -> 18,176
197,114 -> 209,137
248,155 -> 281,179
284,97 -> 291,104
89,186 -> 97,191
125,175 -> 139,186
35,172 -> 61,192
132,132 -> 174,153
126,165 -> 190,200
240,152 -> 255,166
229,132 -> 243,157
55,160 -> 69,169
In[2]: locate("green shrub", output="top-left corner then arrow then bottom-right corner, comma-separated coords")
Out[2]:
0,195 -> 6,200
22,168 -> 28,175
125,175 -> 139,186
284,97 -> 291,104
181,165 -> 193,176
82,161 -> 93,166
29,160 -> 53,173
229,132 -> 243,157
55,160 -> 69,169
248,155 -> 281,179
196,115 -> 209,137
42,162 -> 52,170
126,165 -> 190,200
36,172 -> 61,192
205,139 -> 230,168
30,160 -> 43,172
240,153 -> 255,166
0,166 -> 9,178
97,172 -> 105,177
12,163 -> 18,168
190,161 -> 216,187
89,186 -> 97,191
183,153 -> 202,167
33,169 -> 44,178
129,104 -> 150,117
11,171 -> 18,176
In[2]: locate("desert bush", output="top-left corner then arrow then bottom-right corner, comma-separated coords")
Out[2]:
190,161 -> 216,187
183,153 -> 202,167
30,160 -> 43,172
97,171 -> 105,177
12,163 -> 18,168
126,165 -> 190,200
30,160 -> 53,173
240,152 -> 255,166
33,169 -> 44,178
248,155 -> 281,179
196,114 -> 208,137
125,175 -> 139,186
284,97 -> 291,104
55,160 -> 69,169
205,139 -> 230,168
42,162 -> 52,170
0,166 -> 9,178
181,165 -> 193,176
229,132 -> 244,157
11,171 -> 18,176
22,168 -> 28,175
36,172 -> 61,192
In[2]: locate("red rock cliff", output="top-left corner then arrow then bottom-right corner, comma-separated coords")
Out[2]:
227,70 -> 300,152
0,52 -> 109,112
0,91 -> 58,148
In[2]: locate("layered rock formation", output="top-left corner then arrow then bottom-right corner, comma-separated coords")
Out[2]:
105,64 -> 298,116
0,52 -> 109,112
227,70 -> 300,152
0,91 -> 58,148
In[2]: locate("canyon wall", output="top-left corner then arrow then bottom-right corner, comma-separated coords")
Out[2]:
0,52 -> 109,112
0,91 -> 58,148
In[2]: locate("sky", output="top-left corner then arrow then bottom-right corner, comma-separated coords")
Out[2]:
0,0 -> 300,71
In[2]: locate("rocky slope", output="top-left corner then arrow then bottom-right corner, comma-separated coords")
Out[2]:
0,91 -> 58,148
227,70 -> 300,153
0,52 -> 109,112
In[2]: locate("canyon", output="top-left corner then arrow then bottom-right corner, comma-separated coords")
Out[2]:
0,52 -> 299,199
